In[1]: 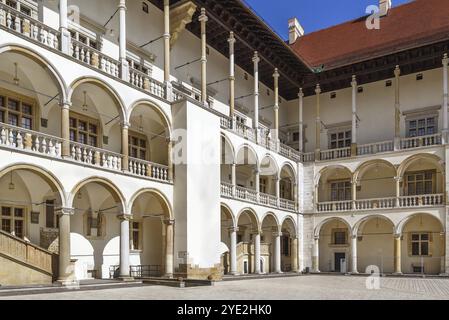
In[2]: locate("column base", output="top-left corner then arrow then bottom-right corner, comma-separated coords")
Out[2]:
439,273 -> 449,277
118,276 -> 135,282
164,273 -> 174,279
350,271 -> 359,275
392,272 -> 403,276
55,279 -> 80,287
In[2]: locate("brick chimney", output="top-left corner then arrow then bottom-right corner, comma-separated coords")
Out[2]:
288,17 -> 304,44
379,0 -> 392,17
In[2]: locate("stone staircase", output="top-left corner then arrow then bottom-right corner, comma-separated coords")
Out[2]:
0,230 -> 58,286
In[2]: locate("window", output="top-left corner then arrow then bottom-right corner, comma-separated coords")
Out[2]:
129,132 -> 147,160
142,2 -> 149,13
130,221 -> 141,250
330,180 -> 351,201
0,91 -> 35,130
69,113 -> 99,147
1,206 -> 25,238
281,236 -> 290,256
280,179 -> 292,200
86,212 -> 103,237
411,233 -> 430,256
69,29 -> 98,50
407,116 -> 437,138
329,129 -> 351,149
333,229 -> 347,245
45,200 -> 58,229
259,178 -> 267,194
5,0 -> 17,9
292,131 -> 300,142
405,170 -> 435,196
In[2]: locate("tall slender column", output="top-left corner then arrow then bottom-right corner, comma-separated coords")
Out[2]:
273,68 -> 280,142
228,32 -> 236,125
118,214 -> 132,279
118,0 -> 129,81
394,65 -> 401,150
231,162 -> 236,196
61,100 -> 71,158
315,84 -> 321,160
164,219 -> 174,278
351,75 -> 358,156
199,8 -> 208,105
254,231 -> 261,274
255,169 -> 260,202
298,88 -> 304,153
352,179 -> 357,210
163,0 -> 172,100
121,122 -> 129,171
253,52 -> 260,135
351,235 -> 358,274
395,176 -> 402,207
57,207 -> 74,283
275,177 -> 280,207
229,227 -> 238,275
167,137 -> 174,181
443,54 -> 448,144
291,236 -> 299,273
312,237 -> 320,272
394,234 -> 402,274
274,232 -> 282,273
59,0 -> 70,54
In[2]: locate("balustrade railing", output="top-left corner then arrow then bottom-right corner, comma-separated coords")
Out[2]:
235,186 -> 258,203
129,67 -> 165,99
129,157 -> 170,182
317,200 -> 353,212
399,194 -> 444,207
357,140 -> 394,156
400,134 -> 442,149
320,147 -> 351,161
354,198 -> 396,210
70,142 -> 123,171
280,198 -> 296,211
221,182 -> 234,197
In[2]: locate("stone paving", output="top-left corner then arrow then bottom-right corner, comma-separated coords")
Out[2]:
2,275 -> 449,300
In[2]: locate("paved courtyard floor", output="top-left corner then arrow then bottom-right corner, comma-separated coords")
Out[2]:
2,275 -> 449,300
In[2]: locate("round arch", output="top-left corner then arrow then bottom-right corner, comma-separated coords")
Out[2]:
220,203 -> 236,228
68,76 -> 127,122
397,154 -> 445,178
0,163 -> 67,207
0,43 -> 68,101
235,144 -> 259,168
261,212 -> 281,233
352,214 -> 395,236
236,207 -> 260,232
68,177 -> 126,209
128,99 -> 172,136
259,154 -> 279,177
128,188 -> 173,220
279,162 -> 297,181
281,216 -> 297,235
315,165 -> 353,187
395,212 -> 445,235
221,133 -> 236,165
314,217 -> 352,238
353,159 -> 397,183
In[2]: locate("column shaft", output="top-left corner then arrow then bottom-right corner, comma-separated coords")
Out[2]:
443,54 -> 448,143
163,0 -> 170,83
273,68 -> 280,141
121,124 -> 129,171
119,0 -> 129,81
351,235 -> 358,273
274,232 -> 282,273
291,237 -> 299,273
167,138 -> 174,181
228,32 -> 236,121
254,233 -> 261,274
351,75 -> 357,156
199,8 -> 208,104
59,0 -> 70,54
394,235 -> 402,274
298,88 -> 304,153
394,66 -> 401,150
164,220 -> 174,278
229,228 -> 238,275
61,101 -> 71,158
119,215 -> 131,278
315,85 -> 321,159
231,163 -> 236,196
57,208 -> 73,282
253,52 -> 260,131
312,237 -> 320,272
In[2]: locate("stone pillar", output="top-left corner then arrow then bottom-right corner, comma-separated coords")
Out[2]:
315,84 -> 321,160
443,54 -> 448,144
312,237 -> 320,272
167,137 -> 174,181
393,234 -> 402,274
274,232 -> 282,273
291,236 -> 299,273
121,122 -> 129,172
273,68 -> 280,143
255,169 -> 260,202
395,176 -> 402,207
351,235 -> 358,274
60,100 -> 71,158
198,8 -> 208,105
231,162 -> 236,196
57,207 -> 74,283
298,88 -> 304,153
275,177 -> 280,207
228,32 -> 236,125
254,232 -> 261,274
59,0 -> 71,54
394,65 -> 401,150
119,0 -> 129,81
164,219 -> 175,278
253,52 -> 260,136
118,214 -> 132,279
352,179 -> 357,210
351,75 -> 358,156
163,0 -> 172,100
229,227 -> 238,275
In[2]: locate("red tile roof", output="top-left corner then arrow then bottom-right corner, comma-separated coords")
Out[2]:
291,0 -> 449,69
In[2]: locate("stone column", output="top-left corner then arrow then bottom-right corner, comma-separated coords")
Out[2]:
351,75 -> 358,156
315,84 -> 321,160
253,52 -> 260,137
231,162 -> 236,196
443,54 -> 448,144
273,68 -> 280,143
395,176 -> 402,207
59,0 -> 71,54
61,100 -> 71,158
121,122 -> 129,172
228,32 -> 236,125
167,137 -> 174,181
118,0 -> 129,81
164,219 -> 175,278
275,177 -> 280,207
274,232 -> 282,273
394,65 -> 401,150
229,227 -> 238,275
291,236 -> 299,273
351,235 -> 358,274
352,179 -> 357,210
394,234 -> 402,274
118,214 -> 132,279
312,236 -> 320,272
57,207 -> 74,283
254,231 -> 261,274
163,0 -> 172,100
199,8 -> 208,105
255,169 -> 260,202
298,88 -> 304,153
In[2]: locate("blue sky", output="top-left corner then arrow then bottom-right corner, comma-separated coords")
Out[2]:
243,0 -> 411,38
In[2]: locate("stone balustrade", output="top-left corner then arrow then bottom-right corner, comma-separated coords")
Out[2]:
129,157 -> 170,182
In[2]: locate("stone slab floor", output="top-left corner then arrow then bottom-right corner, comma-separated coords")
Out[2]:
2,276 -> 449,300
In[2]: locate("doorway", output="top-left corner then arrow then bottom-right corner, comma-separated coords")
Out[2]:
334,252 -> 346,272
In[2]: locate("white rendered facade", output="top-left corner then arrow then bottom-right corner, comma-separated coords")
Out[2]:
0,0 -> 447,286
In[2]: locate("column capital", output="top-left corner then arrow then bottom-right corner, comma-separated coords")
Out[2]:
163,219 -> 175,226
314,236 -> 320,241
60,100 -> 72,109
273,231 -> 283,237
121,121 -> 131,129
394,176 -> 403,182
198,7 -> 208,23
394,65 -> 401,77
228,31 -> 236,45
315,84 -> 321,95
298,88 -> 304,99
443,53 -> 448,67
252,51 -> 260,64
351,75 -> 357,87
117,214 -> 132,221
56,207 -> 75,216
273,68 -> 280,79
119,0 -> 127,10
394,233 -> 402,239
228,226 -> 239,233
251,228 -> 262,235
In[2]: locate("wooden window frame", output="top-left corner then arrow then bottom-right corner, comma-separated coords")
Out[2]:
328,128 -> 352,150
69,111 -> 101,148
128,129 -> 148,161
259,177 -> 268,194
130,220 -> 142,251
330,179 -> 352,202
1,205 -> 27,239
331,228 -> 348,246
404,170 -> 436,196
409,232 -> 432,257
406,115 -> 438,138
0,87 -> 38,131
